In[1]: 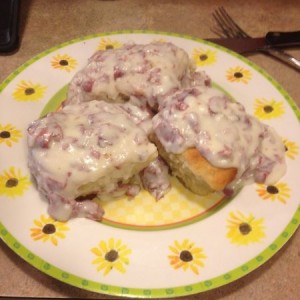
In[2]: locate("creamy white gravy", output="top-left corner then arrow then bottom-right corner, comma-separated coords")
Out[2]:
152,86 -> 286,190
140,157 -> 171,200
65,42 -> 210,109
27,100 -> 157,221
27,42 -> 287,222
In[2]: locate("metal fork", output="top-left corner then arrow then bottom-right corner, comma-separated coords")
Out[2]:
212,7 -> 300,71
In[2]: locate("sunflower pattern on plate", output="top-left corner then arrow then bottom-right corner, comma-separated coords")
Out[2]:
226,211 -> 266,245
256,182 -> 291,204
254,98 -> 285,120
282,138 -> 299,160
91,238 -> 132,276
0,32 -> 299,298
30,214 -> 70,246
226,66 -> 252,84
0,124 -> 22,147
12,80 -> 47,102
51,54 -> 78,72
0,166 -> 31,198
192,48 -> 217,66
168,239 -> 206,275
97,37 -> 123,51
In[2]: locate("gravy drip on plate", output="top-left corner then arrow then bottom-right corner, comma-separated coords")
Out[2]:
152,86 -> 286,192
140,156 -> 171,200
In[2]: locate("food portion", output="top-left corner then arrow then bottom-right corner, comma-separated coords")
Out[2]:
27,100 -> 158,221
27,41 -> 287,222
152,86 -> 286,196
152,136 -> 237,196
140,156 -> 171,200
64,42 -> 211,110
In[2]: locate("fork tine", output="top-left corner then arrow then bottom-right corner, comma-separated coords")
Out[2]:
212,7 -> 250,39
216,7 -> 242,38
218,7 -> 249,38
212,8 -> 233,38
212,7 -> 239,38
210,23 -> 229,38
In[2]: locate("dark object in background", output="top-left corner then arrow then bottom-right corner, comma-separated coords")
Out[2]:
0,0 -> 20,53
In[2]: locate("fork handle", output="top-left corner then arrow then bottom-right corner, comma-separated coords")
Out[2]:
263,48 -> 300,71
266,31 -> 300,48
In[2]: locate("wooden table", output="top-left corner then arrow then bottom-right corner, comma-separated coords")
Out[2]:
1,0 -> 299,299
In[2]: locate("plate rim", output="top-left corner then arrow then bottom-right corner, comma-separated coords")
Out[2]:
0,29 -> 300,298
1,207 -> 299,298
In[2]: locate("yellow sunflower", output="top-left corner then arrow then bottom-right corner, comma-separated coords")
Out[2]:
282,138 -> 299,160
168,239 -> 206,275
30,214 -> 70,246
192,48 -> 217,66
227,211 -> 265,245
0,124 -> 22,147
97,38 -> 123,51
91,238 -> 132,276
226,66 -> 252,84
256,182 -> 291,204
51,53 -> 78,72
0,166 -> 31,198
254,98 -> 285,120
12,80 -> 47,102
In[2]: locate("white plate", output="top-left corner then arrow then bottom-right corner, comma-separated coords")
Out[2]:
0,31 -> 299,298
